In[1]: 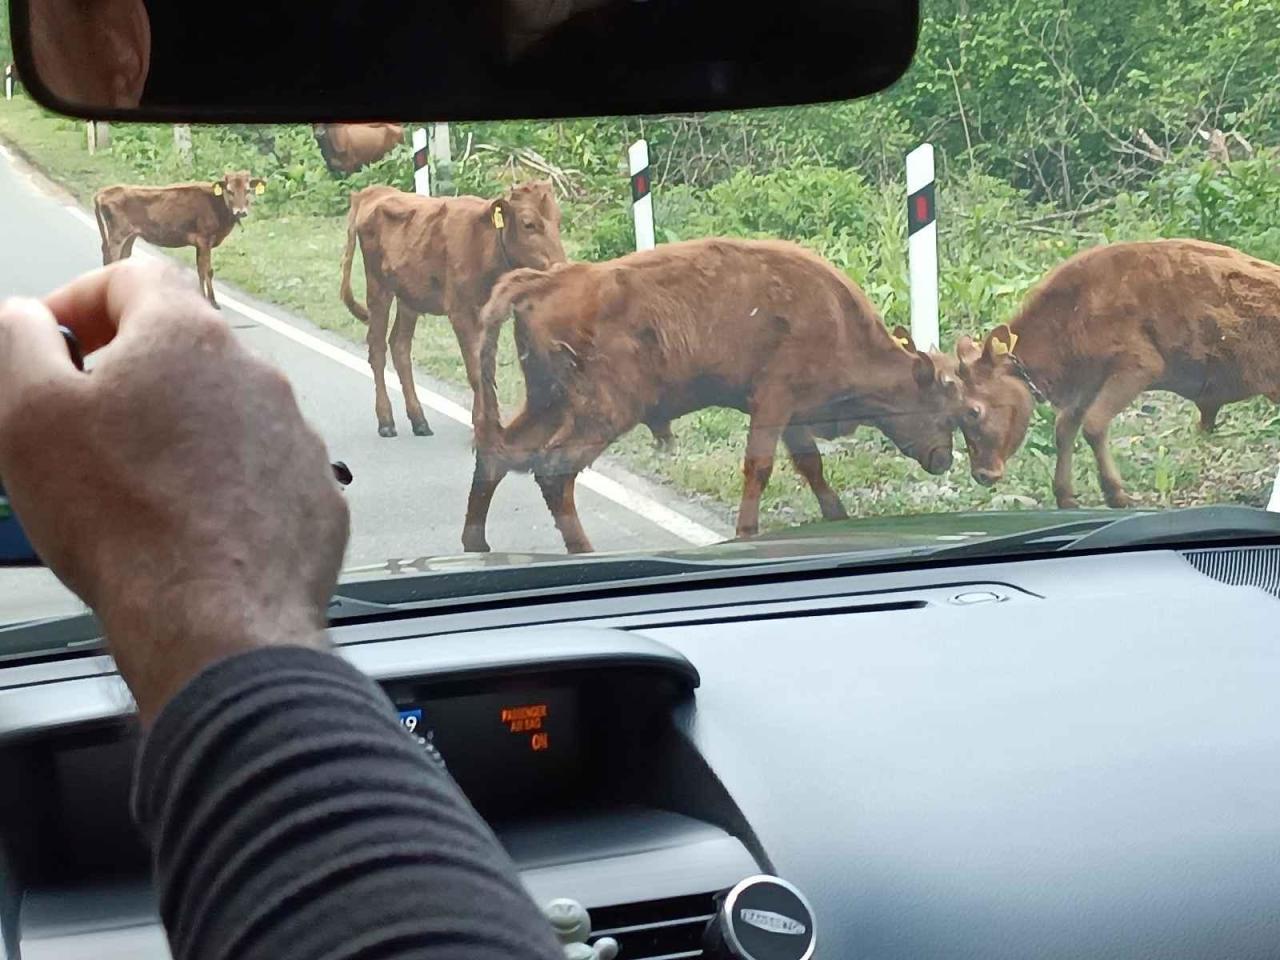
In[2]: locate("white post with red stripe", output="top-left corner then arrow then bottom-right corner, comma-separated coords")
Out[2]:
906,143 -> 939,351
411,127 -> 431,197
4,64 -> 14,101
629,139 -> 655,252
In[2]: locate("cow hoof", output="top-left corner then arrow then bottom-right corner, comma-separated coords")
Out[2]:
462,537 -> 491,554
1056,496 -> 1080,510
412,421 -> 434,437
1105,492 -> 1134,509
378,424 -> 397,438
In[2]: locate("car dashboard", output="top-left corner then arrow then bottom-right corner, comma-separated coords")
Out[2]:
1,545 -> 1278,959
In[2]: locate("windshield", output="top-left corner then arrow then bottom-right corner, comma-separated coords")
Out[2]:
2,2 -> 1279,627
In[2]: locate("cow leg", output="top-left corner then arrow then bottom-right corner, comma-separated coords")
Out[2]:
366,292 -> 396,437
389,305 -> 432,436
194,243 -> 218,309
448,313 -> 481,394
462,451 -> 509,553
119,234 -> 139,260
1197,401 -> 1222,433
1052,406 -> 1086,509
1082,373 -> 1152,509
535,470 -> 594,554
737,395 -> 792,539
784,424 -> 848,521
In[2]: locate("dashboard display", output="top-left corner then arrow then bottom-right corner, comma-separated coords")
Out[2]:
396,686 -> 583,816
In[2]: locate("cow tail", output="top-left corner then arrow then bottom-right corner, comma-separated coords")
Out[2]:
92,192 -> 111,255
474,268 -> 548,447
339,195 -> 369,324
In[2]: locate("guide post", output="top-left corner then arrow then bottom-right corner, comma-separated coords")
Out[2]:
629,139 -> 655,252
906,144 -> 939,351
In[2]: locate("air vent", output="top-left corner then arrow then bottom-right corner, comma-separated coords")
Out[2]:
1182,545 -> 1280,598
588,892 -> 717,960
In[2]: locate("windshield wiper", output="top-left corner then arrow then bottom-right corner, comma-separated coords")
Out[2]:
919,505 -> 1280,561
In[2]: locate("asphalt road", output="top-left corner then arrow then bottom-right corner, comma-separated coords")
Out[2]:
0,142 -> 725,623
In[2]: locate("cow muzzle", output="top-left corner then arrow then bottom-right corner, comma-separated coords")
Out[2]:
972,465 -> 1004,486
925,447 -> 954,475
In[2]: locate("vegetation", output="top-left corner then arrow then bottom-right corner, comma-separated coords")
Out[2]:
2,0 -> 1279,530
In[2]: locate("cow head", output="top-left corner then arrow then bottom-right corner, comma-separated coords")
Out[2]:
213,171 -> 266,221
490,180 -> 566,271
953,324 -> 1036,485
871,329 -> 962,476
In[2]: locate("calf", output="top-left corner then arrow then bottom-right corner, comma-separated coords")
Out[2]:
465,238 -> 964,554
339,181 -> 565,437
953,239 -> 1280,507
93,171 -> 265,307
313,123 -> 404,175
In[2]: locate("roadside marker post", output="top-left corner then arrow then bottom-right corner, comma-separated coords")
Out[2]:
629,139 -> 655,252
412,127 -> 431,197
4,64 -> 13,101
1268,466 -> 1280,513
906,143 -> 939,351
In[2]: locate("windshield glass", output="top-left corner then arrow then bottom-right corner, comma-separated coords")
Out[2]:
2,2 -> 1279,626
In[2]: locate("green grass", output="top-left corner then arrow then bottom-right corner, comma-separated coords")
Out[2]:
1,100 -> 1276,533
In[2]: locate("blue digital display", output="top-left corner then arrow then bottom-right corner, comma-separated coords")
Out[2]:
398,708 -> 423,734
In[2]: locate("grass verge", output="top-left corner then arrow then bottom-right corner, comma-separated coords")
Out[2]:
2,98 -> 1276,532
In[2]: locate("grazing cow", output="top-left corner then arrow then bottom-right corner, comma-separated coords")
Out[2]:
465,238 -> 964,554
93,171 -> 265,307
313,124 -> 404,175
339,181 -> 565,438
953,239 -> 1280,508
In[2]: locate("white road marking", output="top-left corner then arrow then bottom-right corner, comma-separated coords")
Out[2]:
59,197 -> 724,546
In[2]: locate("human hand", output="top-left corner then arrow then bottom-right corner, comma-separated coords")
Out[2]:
0,261 -> 348,722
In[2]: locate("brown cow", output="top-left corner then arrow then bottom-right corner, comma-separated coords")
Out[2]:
93,171 -> 266,308
313,124 -> 404,175
953,239 -> 1280,508
339,181 -> 565,437
464,238 -> 964,554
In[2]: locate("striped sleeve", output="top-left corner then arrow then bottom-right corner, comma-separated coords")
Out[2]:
132,645 -> 564,960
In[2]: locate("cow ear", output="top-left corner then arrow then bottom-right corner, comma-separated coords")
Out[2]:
891,325 -> 916,353
955,335 -> 982,368
912,351 -> 938,389
982,324 -> 1018,363
491,199 -> 512,231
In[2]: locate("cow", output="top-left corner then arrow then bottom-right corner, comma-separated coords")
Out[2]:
952,239 -> 1280,508
464,238 -> 965,554
339,181 -> 565,438
313,124 -> 404,175
93,171 -> 266,308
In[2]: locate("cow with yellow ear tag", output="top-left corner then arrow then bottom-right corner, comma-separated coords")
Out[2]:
955,239 -> 1280,509
91,170 -> 266,309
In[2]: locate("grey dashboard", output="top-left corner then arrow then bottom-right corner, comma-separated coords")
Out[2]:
1,546 -> 1278,959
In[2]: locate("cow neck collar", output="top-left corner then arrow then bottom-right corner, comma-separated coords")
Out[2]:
1006,351 -> 1049,404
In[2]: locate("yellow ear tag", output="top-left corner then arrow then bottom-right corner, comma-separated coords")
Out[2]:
892,335 -> 911,350
991,339 -> 1011,357
492,207 -> 505,230
254,182 -> 266,195
213,184 -> 223,196
1007,332 -> 1019,353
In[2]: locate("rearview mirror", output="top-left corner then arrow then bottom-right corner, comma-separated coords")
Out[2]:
10,0 -> 918,121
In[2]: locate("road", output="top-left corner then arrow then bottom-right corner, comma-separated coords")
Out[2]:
0,141 -> 726,622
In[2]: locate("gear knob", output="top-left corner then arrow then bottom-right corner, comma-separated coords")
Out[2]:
705,876 -> 816,960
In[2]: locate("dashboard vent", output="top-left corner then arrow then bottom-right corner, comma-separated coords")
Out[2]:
1182,545 -> 1280,598
589,891 -> 717,960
